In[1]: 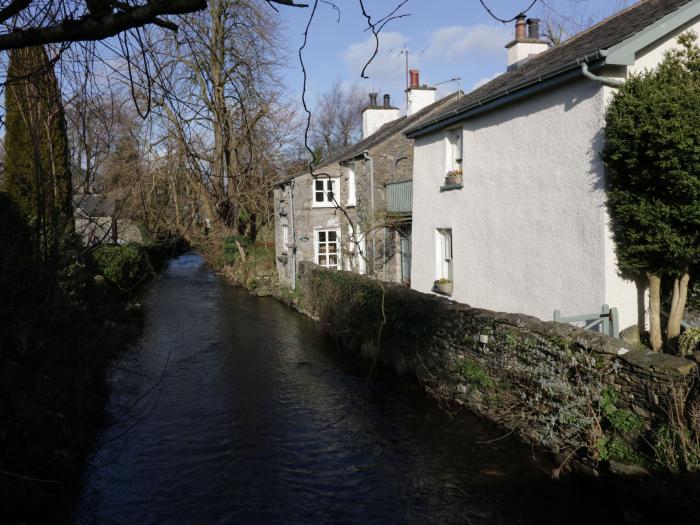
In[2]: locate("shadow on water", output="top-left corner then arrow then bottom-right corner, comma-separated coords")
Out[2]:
74,253 -> 677,524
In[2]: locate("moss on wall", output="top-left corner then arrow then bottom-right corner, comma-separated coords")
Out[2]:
296,262 -> 700,474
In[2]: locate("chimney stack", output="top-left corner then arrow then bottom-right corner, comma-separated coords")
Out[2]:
409,69 -> 419,89
505,15 -> 548,70
362,92 -> 400,138
527,18 -> 540,40
515,14 -> 527,41
405,68 -> 437,117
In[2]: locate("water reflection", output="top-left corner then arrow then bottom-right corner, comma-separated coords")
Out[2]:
76,253 -> 632,524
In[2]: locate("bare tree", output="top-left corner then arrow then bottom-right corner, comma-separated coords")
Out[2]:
535,0 -> 632,46
312,79 -> 365,160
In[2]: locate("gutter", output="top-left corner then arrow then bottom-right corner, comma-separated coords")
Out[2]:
580,62 -> 624,87
406,51 -> 607,139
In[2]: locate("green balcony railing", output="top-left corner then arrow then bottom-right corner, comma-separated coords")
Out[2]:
386,179 -> 412,215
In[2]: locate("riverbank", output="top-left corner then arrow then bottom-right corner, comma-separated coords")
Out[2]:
0,239 -> 187,525
268,264 -> 700,482
78,252 -> 676,524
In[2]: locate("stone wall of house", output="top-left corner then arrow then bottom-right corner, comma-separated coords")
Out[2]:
348,132 -> 414,283
297,261 -> 698,471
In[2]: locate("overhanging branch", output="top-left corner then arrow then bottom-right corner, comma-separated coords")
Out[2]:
0,0 -> 208,50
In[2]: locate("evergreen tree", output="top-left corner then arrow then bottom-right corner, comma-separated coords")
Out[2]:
3,46 -> 73,265
603,32 -> 700,351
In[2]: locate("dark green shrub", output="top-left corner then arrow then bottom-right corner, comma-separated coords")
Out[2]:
91,244 -> 152,292
223,235 -> 250,266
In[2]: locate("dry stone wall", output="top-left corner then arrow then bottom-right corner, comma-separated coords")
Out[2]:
297,262 -> 698,471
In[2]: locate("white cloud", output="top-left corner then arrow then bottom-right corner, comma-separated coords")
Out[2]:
425,24 -> 511,61
343,31 -> 413,94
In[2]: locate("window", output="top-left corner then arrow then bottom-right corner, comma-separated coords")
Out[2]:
436,229 -> 453,281
315,229 -> 340,269
448,129 -> 462,171
282,225 -> 289,248
346,166 -> 356,207
313,178 -> 339,207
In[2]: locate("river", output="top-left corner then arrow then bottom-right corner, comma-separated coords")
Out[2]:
75,253 -> 650,524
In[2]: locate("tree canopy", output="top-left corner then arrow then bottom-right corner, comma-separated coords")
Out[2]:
603,31 -> 700,350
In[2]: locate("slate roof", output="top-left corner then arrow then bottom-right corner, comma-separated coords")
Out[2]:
325,91 -> 462,165
405,0 -> 695,137
73,194 -> 115,217
274,91 -> 462,187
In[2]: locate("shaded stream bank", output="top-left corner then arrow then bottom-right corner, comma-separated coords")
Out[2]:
76,253 -> 682,524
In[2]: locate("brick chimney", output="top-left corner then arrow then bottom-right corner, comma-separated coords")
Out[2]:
405,69 -> 437,117
362,92 -> 400,138
505,15 -> 548,71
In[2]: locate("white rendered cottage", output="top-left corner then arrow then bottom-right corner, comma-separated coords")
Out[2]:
405,0 -> 700,331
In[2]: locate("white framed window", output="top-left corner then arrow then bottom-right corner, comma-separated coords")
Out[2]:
282,225 -> 289,248
312,178 -> 339,207
436,228 -> 453,281
447,129 -> 463,172
346,166 -> 356,207
315,229 -> 341,269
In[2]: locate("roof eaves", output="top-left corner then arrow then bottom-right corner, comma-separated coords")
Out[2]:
405,52 -> 604,138
603,0 -> 700,65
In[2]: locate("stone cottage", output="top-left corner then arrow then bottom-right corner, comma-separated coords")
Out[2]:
73,193 -> 143,245
274,74 -> 460,288
404,0 -> 700,331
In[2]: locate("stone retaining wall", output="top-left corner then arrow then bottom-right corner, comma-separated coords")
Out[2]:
296,262 -> 698,471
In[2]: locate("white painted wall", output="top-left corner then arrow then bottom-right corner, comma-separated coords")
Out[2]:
407,88 -> 436,116
506,41 -> 549,69
362,108 -> 400,138
409,7 -> 700,333
629,18 -> 700,75
411,78 -> 638,328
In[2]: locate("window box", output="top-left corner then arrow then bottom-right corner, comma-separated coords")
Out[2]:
433,279 -> 453,296
444,169 -> 463,187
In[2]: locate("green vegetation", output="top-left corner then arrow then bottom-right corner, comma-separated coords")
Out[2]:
223,234 -> 251,266
654,423 -> 700,474
678,328 -> 700,357
4,46 -> 73,266
603,32 -> 700,351
597,388 -> 645,464
458,357 -> 494,389
91,244 -> 153,293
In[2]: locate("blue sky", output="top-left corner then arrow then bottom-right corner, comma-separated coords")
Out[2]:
276,0 -> 630,112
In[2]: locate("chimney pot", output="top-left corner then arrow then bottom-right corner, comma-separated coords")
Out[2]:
527,18 -> 540,40
383,94 -> 391,108
369,92 -> 378,107
409,69 -> 419,88
515,14 -> 527,41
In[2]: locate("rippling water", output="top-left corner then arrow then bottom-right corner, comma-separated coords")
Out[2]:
75,253 -> 633,524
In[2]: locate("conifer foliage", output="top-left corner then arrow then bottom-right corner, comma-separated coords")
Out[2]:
604,32 -> 700,352
3,45 -> 73,266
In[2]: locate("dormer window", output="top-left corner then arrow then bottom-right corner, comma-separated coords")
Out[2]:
313,178 -> 339,207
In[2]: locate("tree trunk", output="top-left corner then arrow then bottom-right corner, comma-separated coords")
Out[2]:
667,272 -> 690,347
635,276 -> 647,335
647,272 -> 663,352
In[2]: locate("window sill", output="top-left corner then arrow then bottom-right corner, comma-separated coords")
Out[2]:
440,183 -> 463,192
311,203 -> 337,208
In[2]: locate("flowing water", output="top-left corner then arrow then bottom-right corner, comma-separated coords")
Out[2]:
75,253 -> 653,524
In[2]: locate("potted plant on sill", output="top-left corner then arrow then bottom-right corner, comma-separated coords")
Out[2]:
444,168 -> 462,186
433,278 -> 453,295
